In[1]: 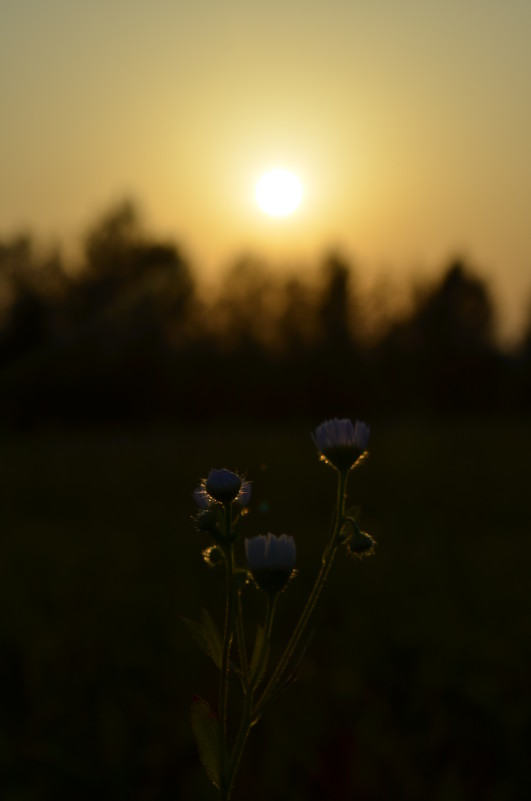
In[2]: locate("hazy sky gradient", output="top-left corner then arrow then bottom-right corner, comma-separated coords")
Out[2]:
2,0 -> 531,338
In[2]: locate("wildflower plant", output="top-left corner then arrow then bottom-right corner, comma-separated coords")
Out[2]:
187,419 -> 375,800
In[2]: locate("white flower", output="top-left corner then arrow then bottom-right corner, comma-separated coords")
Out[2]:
245,533 -> 296,572
312,417 -> 370,470
245,534 -> 296,595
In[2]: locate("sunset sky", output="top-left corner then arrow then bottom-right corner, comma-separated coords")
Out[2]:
2,0 -> 531,339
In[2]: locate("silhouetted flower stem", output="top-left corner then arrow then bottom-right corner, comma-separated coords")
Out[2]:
219,503 -> 234,737
253,468 -> 348,720
226,471 -> 348,797
227,595 -> 278,799
235,584 -> 248,682
191,422 -> 373,801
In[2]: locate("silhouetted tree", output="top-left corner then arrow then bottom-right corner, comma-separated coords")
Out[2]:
57,201 -> 197,419
0,202 -> 199,424
66,201 -> 193,334
304,253 -> 371,416
0,206 -> 525,425
207,256 -> 281,351
317,253 -> 355,349
376,260 -> 503,412
414,260 -> 495,352
0,234 -> 67,364
277,276 -> 319,355
514,290 -> 531,408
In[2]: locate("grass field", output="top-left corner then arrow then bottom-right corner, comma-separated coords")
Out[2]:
0,417 -> 529,800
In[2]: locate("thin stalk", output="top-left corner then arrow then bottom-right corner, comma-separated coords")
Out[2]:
219,504 -> 234,737
227,595 -> 278,799
250,594 -> 277,686
253,548 -> 336,718
234,585 -> 248,684
322,468 -> 348,563
253,468 -> 348,717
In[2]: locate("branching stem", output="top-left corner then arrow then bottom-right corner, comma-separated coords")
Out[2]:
227,594 -> 278,799
253,468 -> 348,718
217,467 -> 353,800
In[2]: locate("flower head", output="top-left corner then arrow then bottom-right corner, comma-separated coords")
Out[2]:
194,468 -> 251,508
245,533 -> 296,595
312,417 -> 370,471
206,468 -> 242,503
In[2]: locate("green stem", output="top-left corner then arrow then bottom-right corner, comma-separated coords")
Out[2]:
226,595 -> 278,799
253,468 -> 348,718
250,594 -> 277,686
322,467 -> 348,563
235,582 -> 248,685
219,504 -> 234,737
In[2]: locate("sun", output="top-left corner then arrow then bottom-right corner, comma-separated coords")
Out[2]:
255,169 -> 303,217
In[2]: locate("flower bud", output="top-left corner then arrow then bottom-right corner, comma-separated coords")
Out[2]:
195,508 -> 220,533
202,544 -> 225,567
312,418 -> 370,471
344,520 -> 376,559
245,533 -> 296,596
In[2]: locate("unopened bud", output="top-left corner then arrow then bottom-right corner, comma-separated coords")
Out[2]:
202,545 -> 225,567
195,508 -> 219,533
345,520 -> 376,559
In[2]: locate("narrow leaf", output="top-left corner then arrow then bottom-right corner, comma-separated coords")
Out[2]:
200,609 -> 223,669
249,624 -> 269,687
182,617 -> 210,658
181,610 -> 223,670
190,697 -> 227,790
339,511 -> 363,544
343,505 -> 362,522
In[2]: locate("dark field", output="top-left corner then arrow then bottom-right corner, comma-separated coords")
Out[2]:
1,418 -> 530,800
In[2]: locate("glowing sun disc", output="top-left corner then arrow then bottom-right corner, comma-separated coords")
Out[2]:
256,169 -> 303,217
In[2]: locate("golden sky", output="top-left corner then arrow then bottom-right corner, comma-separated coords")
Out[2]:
1,0 -> 531,339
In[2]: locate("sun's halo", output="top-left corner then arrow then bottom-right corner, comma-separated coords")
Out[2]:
255,169 -> 303,217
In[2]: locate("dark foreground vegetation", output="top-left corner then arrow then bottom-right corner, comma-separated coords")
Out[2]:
1,200 -> 531,426
0,420 -> 529,800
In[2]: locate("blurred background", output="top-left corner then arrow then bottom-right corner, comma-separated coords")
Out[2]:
1,201 -> 530,801
2,1 -> 531,799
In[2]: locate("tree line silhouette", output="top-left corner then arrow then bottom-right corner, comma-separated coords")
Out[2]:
1,200 -> 529,426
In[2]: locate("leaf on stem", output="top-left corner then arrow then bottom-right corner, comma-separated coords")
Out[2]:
339,507 -> 364,544
343,505 -> 362,522
249,624 -> 269,687
182,609 -> 223,669
190,697 -> 228,790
